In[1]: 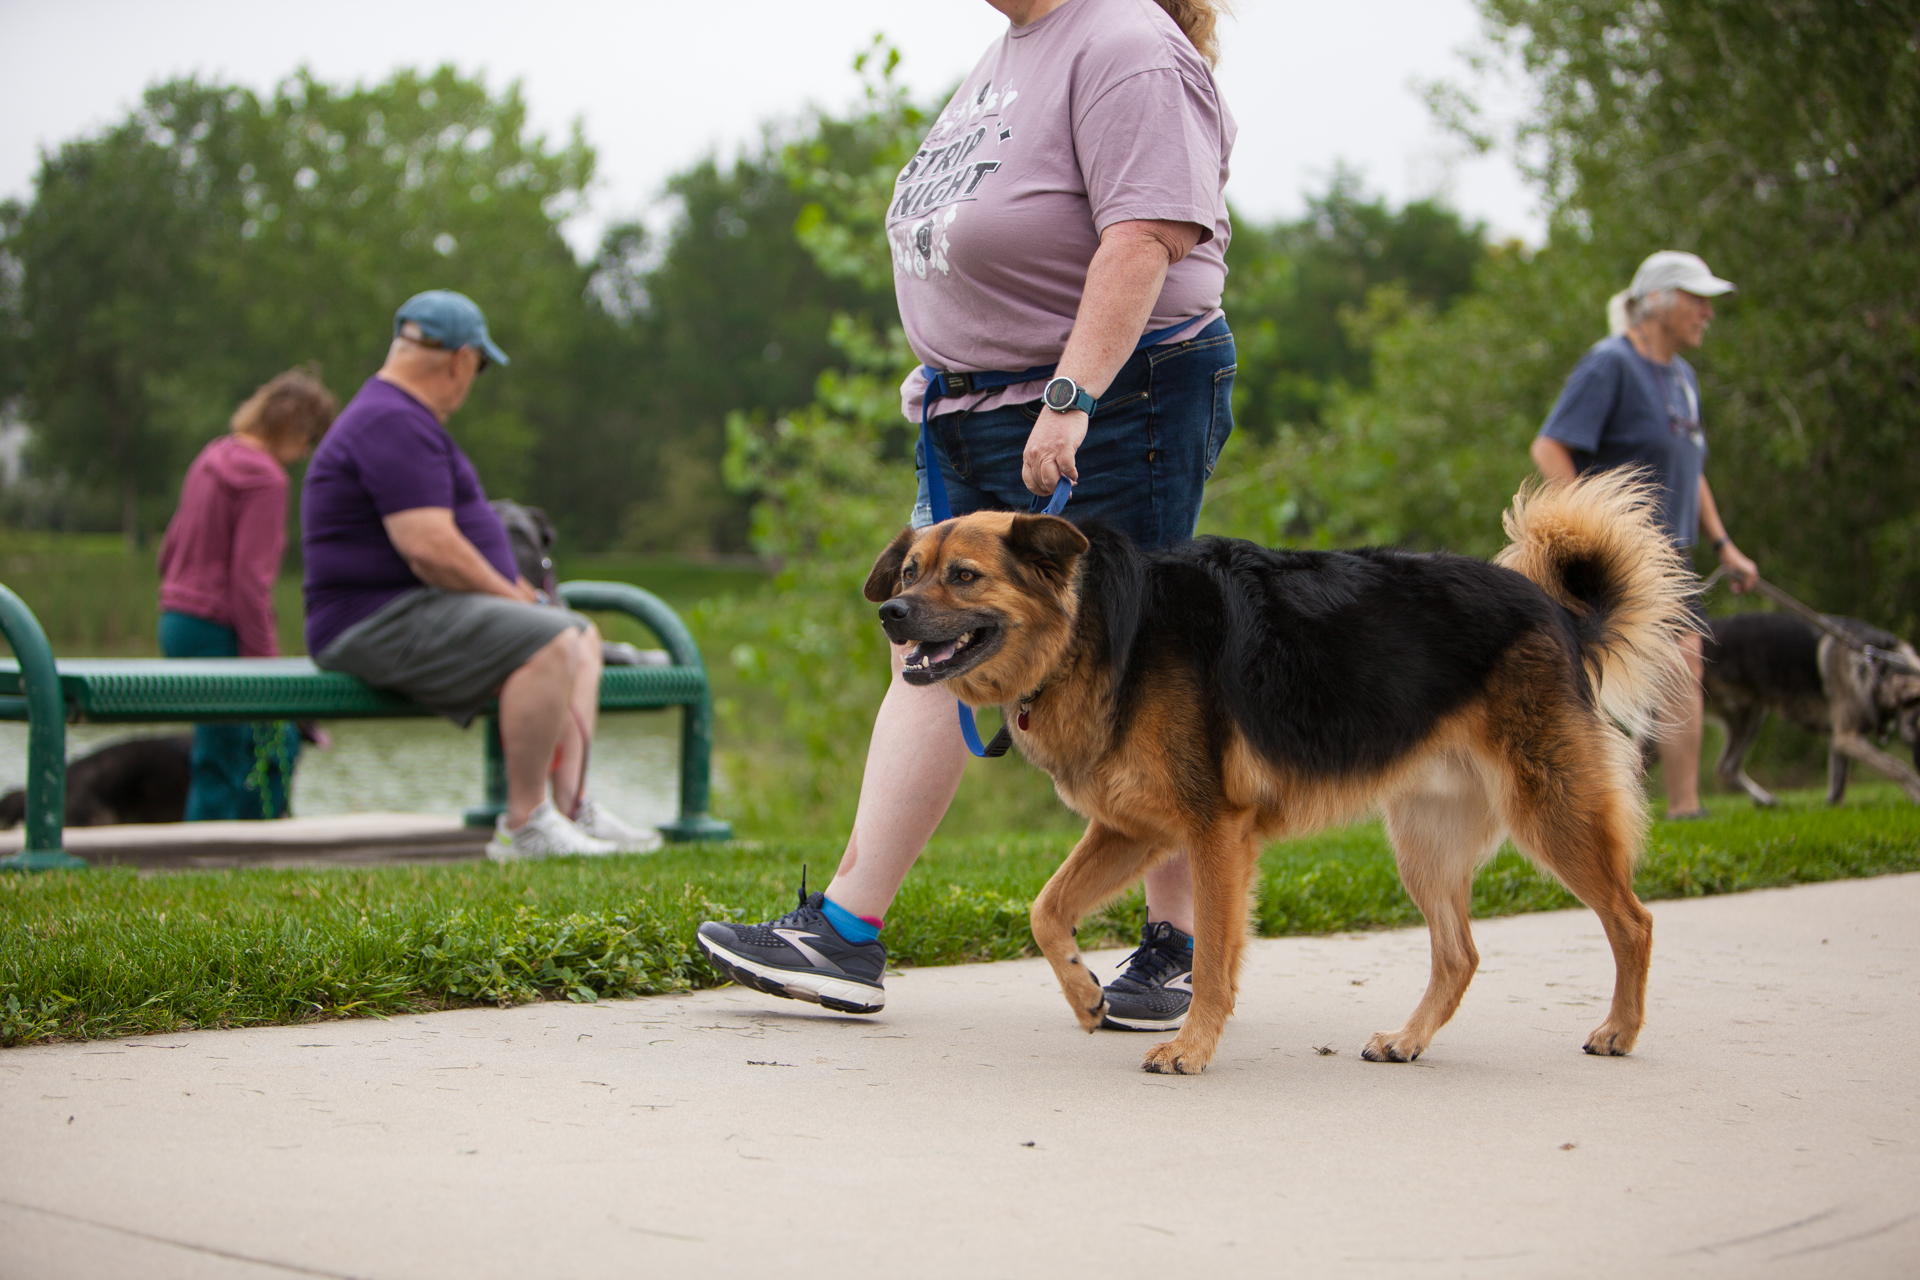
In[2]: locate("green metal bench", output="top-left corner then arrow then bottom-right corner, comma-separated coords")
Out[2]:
0,580 -> 730,871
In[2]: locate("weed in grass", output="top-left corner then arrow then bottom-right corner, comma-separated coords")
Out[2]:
1,784 -> 1915,1046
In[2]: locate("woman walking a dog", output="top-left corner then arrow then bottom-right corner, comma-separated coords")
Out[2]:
699,0 -> 1237,1027
1530,250 -> 1760,818
157,365 -> 337,819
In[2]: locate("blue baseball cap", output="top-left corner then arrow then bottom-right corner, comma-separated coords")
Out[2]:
393,290 -> 510,367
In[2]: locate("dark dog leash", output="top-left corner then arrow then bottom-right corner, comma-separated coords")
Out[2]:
1700,568 -> 1920,676
917,321 -> 1193,758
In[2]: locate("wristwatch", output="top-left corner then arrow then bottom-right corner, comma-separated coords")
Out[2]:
1042,375 -> 1097,416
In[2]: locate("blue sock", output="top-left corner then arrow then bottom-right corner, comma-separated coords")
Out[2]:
821,895 -> 882,944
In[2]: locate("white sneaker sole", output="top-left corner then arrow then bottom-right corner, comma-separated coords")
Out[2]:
697,936 -> 886,1014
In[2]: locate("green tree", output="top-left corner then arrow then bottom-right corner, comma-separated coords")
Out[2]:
1224,175 -> 1487,438
2,67 -> 599,543
1212,0 -> 1920,638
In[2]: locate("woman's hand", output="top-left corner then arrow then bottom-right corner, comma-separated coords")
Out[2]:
1022,219 -> 1204,496
1718,540 -> 1759,593
1023,408 -> 1087,497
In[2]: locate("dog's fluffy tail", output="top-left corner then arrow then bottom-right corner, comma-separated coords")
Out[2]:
1494,470 -> 1698,738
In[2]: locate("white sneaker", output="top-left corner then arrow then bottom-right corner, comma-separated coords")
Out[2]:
573,797 -> 664,853
490,801 -> 620,861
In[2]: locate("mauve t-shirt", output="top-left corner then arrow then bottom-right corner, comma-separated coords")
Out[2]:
892,0 -> 1236,419
300,377 -> 516,653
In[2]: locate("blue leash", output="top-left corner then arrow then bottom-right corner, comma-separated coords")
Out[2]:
917,321 -> 1190,757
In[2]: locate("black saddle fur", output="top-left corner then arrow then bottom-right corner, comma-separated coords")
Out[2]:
1072,524 -> 1587,778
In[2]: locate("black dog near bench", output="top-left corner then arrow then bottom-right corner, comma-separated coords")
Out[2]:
0,736 -> 192,828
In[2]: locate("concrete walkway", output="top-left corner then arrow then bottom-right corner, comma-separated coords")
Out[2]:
3,875 -> 1916,1280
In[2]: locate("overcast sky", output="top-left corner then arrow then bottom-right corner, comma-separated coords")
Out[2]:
0,0 -> 1542,257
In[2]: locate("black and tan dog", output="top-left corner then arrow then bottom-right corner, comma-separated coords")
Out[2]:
864,473 -> 1696,1075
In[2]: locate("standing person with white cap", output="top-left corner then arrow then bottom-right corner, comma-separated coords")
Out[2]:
1530,250 -> 1760,818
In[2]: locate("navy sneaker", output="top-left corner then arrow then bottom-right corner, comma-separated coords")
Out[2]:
1100,920 -> 1194,1031
696,882 -> 887,1014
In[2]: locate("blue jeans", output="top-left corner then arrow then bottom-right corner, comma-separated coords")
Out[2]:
914,317 -> 1236,550
157,612 -> 300,820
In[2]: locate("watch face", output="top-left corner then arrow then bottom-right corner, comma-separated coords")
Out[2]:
1044,377 -> 1077,411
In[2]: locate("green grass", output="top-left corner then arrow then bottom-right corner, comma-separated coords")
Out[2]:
4,783 -> 1914,1047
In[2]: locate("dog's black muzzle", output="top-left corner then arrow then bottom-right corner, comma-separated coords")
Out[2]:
881,597 -> 1005,683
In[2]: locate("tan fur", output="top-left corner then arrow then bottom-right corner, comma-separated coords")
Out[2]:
872,477 -> 1687,1074
1495,471 -> 1698,738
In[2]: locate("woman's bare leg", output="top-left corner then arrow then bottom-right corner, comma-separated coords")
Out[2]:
824,645 -> 970,918
825,646 -> 1194,929
1658,632 -> 1707,816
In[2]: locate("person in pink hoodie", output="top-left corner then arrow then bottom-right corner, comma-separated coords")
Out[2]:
157,366 -> 338,819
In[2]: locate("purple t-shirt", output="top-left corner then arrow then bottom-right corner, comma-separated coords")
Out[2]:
300,377 -> 516,653
892,0 -> 1236,418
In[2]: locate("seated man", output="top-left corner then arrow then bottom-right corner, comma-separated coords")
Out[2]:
302,289 -> 657,857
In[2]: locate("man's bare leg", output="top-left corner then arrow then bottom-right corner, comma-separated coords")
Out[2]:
1659,632 -> 1708,817
498,630 -> 581,829
551,623 -> 602,818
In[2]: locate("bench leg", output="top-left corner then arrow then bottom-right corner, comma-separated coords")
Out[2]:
0,586 -> 85,871
660,694 -> 731,843
462,715 -> 509,829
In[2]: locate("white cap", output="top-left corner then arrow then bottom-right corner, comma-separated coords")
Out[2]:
1629,250 -> 1736,299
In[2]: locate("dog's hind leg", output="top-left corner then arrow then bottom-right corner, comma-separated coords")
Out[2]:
1030,821 -> 1167,1033
1826,746 -> 1853,805
1713,703 -> 1778,807
1365,758 -> 1503,1063
1504,744 -> 1653,1057
1141,813 -> 1259,1076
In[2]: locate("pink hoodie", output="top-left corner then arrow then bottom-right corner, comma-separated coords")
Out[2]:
156,435 -> 289,657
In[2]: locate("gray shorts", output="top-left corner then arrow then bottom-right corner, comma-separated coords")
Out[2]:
317,588 -> 589,726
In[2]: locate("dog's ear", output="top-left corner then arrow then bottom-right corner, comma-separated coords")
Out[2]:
1005,514 -> 1089,585
864,526 -> 917,602
528,506 -> 556,551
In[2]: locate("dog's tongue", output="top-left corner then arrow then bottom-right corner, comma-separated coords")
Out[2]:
914,639 -> 960,666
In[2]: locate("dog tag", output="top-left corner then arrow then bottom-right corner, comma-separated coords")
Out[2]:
1018,710 -> 1029,730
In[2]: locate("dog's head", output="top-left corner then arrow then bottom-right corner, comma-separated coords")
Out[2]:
1886,660 -> 1920,750
863,512 -> 1090,703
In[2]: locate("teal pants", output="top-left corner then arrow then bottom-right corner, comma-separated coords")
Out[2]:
157,612 -> 300,820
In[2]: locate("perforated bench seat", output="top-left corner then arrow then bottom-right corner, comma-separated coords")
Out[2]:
0,657 -> 711,722
0,580 -> 731,869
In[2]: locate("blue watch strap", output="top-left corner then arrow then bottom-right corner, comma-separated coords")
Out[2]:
1044,375 -> 1097,416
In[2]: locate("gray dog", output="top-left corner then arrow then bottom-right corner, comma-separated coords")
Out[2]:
489,499 -> 667,668
1703,612 -> 1920,806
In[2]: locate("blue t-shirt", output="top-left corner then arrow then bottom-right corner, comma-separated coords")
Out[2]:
301,377 -> 517,654
1539,335 -> 1706,547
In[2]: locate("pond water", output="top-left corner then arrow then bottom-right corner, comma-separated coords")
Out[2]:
0,713 -> 685,829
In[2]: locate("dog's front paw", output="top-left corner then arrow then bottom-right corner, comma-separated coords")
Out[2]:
1141,1040 -> 1207,1075
1360,1030 -> 1424,1063
1582,1020 -> 1638,1056
1076,996 -> 1108,1034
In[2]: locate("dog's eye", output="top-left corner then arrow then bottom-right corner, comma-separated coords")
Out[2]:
902,565 -> 917,584
955,569 -> 976,584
